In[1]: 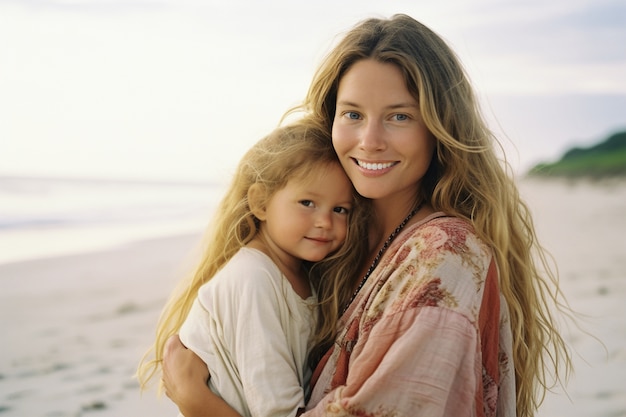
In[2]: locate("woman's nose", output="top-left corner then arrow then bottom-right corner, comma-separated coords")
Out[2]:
359,119 -> 386,151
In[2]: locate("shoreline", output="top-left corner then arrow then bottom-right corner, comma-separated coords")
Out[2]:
0,222 -> 210,267
0,229 -> 205,268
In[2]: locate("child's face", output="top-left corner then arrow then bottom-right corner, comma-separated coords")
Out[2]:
262,162 -> 353,263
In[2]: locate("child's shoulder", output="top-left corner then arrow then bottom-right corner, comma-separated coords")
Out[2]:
204,248 -> 282,292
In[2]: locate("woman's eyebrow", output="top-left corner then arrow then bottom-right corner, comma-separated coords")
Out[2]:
336,100 -> 360,107
336,100 -> 418,110
387,103 -> 419,110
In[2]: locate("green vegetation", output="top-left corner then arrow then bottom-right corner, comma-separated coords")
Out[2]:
527,131 -> 626,179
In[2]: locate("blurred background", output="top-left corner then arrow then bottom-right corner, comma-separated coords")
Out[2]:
1,0 -> 625,183
0,0 -> 624,416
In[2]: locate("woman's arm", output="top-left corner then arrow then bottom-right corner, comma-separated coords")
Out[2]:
162,335 -> 242,417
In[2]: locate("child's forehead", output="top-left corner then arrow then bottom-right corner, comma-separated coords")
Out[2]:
282,167 -> 351,200
289,160 -> 341,181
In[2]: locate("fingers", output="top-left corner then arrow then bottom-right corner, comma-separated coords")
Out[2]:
163,334 -> 184,400
164,334 -> 186,358
162,378 -> 170,399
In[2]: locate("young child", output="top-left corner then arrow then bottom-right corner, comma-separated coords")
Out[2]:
137,118 -> 369,417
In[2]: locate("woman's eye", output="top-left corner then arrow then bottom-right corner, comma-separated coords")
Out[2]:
393,113 -> 409,121
346,112 -> 360,120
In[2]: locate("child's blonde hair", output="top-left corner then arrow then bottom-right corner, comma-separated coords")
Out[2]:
137,117 -> 370,389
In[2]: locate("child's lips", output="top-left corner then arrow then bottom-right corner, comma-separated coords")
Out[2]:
307,236 -> 331,243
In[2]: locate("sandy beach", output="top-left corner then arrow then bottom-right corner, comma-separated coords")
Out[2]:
1,178 -> 625,417
0,233 -> 202,417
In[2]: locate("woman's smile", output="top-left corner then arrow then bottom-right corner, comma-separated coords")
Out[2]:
353,158 -> 397,171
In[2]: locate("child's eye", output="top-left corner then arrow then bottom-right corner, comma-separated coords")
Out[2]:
299,200 -> 314,207
334,206 -> 350,214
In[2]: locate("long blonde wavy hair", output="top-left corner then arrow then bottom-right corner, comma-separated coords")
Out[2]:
289,14 -> 573,417
137,117 -> 370,390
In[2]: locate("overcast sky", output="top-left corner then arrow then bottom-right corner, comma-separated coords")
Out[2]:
1,0 -> 625,182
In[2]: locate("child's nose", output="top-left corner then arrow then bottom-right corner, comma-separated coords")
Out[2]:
315,211 -> 332,229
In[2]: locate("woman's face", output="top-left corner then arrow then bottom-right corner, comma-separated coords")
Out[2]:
332,59 -> 435,207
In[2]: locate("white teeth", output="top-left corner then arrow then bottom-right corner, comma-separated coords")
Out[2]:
356,160 -> 395,170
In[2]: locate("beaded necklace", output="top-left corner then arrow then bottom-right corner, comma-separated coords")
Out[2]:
341,202 -> 423,316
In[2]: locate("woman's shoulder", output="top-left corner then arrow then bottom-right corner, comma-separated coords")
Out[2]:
401,213 -> 488,255
378,214 -> 495,320
416,212 -> 476,233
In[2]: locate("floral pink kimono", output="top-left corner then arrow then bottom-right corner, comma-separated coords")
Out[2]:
303,214 -> 516,417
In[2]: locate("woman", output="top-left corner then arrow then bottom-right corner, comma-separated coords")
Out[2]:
161,14 -> 572,417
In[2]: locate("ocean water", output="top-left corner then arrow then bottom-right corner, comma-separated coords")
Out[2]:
0,176 -> 223,265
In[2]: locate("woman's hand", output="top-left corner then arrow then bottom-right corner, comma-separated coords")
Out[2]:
162,334 -> 242,417
162,334 -> 208,399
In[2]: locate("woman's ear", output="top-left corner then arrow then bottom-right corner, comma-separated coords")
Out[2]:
247,183 -> 267,221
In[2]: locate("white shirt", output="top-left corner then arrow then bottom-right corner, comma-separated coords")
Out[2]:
179,247 -> 316,417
